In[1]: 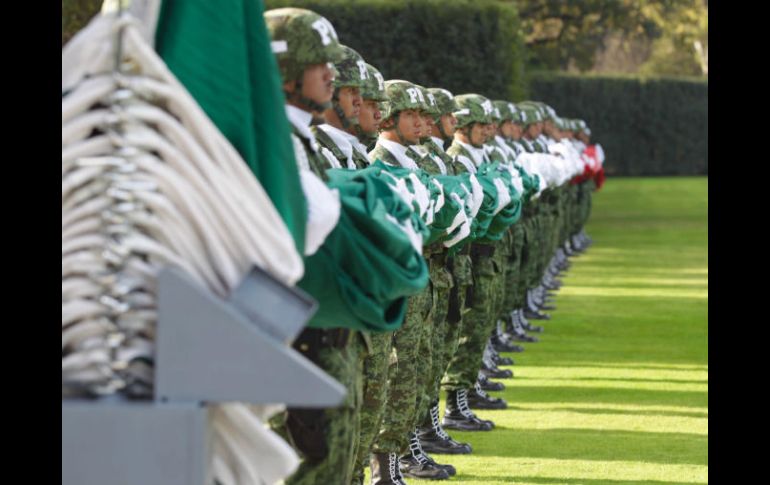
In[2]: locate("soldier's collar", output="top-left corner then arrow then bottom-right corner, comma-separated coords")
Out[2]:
317,124 -> 354,165
430,136 -> 446,152
378,137 -> 419,170
285,105 -> 318,152
455,140 -> 485,168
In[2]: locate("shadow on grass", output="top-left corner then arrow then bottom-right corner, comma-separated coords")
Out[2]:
533,363 -> 708,372
447,428 -> 707,466
493,386 -> 708,408
451,474 -> 703,485
505,405 -> 707,419
510,376 -> 708,385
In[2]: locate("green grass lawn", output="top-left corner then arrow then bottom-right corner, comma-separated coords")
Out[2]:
418,177 -> 708,485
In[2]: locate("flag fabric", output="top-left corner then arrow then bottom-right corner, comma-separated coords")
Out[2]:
154,0 -> 306,254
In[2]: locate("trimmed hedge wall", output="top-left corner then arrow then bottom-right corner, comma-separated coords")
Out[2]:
264,0 -> 527,101
530,73 -> 708,176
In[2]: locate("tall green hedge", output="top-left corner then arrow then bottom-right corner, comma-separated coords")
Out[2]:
530,73 -> 708,176
264,0 -> 527,101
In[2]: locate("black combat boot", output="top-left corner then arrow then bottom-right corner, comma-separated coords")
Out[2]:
490,325 -> 520,352
399,432 -> 450,480
418,403 -> 472,455
516,309 -> 544,333
525,290 -> 551,320
442,389 -> 494,431
489,337 -> 514,365
371,452 -> 409,485
467,382 -> 507,409
508,314 -> 539,343
477,371 -> 505,391
481,358 -> 513,379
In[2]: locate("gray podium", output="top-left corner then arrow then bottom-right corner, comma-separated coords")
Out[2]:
62,266 -> 345,485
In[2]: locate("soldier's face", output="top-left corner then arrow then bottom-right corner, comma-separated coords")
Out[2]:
470,123 -> 486,146
397,109 -> 423,143
440,114 -> 457,137
510,123 -> 523,139
525,124 -> 539,139
577,132 -> 590,144
483,123 -> 496,142
358,99 -> 381,134
337,86 -> 362,120
501,120 -> 515,139
421,113 -> 435,138
301,62 -> 334,108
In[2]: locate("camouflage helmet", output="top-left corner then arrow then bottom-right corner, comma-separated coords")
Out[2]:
575,119 -> 590,135
453,93 -> 493,128
506,102 -> 524,124
381,80 -> 426,121
554,116 -> 568,131
543,104 -> 558,120
489,102 -> 504,124
532,101 -> 557,121
264,8 -> 346,82
518,101 -> 545,121
428,88 -> 458,116
517,103 -> 542,126
492,100 -> 515,123
332,45 -> 369,89
416,85 -> 441,117
361,63 -> 387,101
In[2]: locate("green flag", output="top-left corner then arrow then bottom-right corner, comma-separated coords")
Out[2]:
299,167 -> 430,332
153,0 -> 306,254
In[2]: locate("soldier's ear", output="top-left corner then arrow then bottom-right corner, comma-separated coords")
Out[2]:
283,80 -> 297,95
380,118 -> 394,130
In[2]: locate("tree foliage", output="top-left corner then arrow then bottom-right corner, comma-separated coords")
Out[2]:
515,0 -> 707,76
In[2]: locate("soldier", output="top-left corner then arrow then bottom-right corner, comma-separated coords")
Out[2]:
352,62 -> 397,485
415,88 -> 476,455
368,79 -> 451,483
353,63 -> 387,152
313,45 -> 371,170
441,93 -> 502,432
494,102 -> 547,342
264,8 -> 367,484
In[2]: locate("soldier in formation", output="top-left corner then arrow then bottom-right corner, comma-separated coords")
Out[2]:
264,8 -> 606,485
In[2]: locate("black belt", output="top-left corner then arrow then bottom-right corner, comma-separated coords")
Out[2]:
292,327 -> 351,365
470,243 -> 495,258
430,250 -> 448,266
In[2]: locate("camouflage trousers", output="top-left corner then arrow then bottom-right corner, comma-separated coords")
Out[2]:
353,331 -> 394,483
273,332 -> 365,485
502,223 -> 527,313
374,281 -> 433,454
521,204 -> 545,292
491,234 -> 514,323
575,180 -> 594,235
442,246 -> 499,391
415,252 -> 454,427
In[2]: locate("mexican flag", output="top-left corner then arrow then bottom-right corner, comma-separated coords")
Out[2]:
153,0 -> 306,254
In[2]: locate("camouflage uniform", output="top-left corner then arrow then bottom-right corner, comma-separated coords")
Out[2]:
264,9 -> 366,484
312,45 -> 372,171
442,94 -> 499,394
367,80 -> 434,457
352,63 -> 397,484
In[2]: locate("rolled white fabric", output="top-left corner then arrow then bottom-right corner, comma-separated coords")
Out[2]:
407,172 -> 431,219
467,174 -> 484,217
62,12 -> 306,485
492,178 -> 512,215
